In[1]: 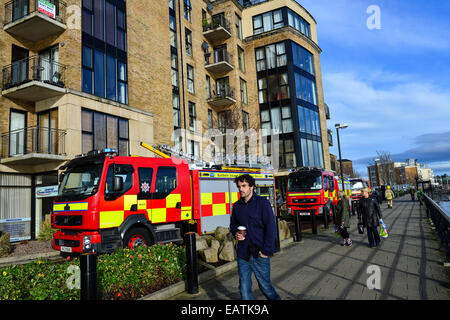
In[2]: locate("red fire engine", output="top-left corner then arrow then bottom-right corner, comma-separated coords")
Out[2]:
348,178 -> 371,215
51,145 -> 276,254
286,168 -> 351,220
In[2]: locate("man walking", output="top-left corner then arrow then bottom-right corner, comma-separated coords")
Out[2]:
359,187 -> 383,248
230,174 -> 280,300
385,186 -> 395,209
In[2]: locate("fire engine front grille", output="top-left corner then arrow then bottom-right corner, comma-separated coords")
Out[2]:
55,239 -> 80,247
54,215 -> 83,226
293,198 -> 316,204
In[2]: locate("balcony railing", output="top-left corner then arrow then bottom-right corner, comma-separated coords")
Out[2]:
2,55 -> 66,90
202,15 -> 231,43
4,0 -> 66,25
207,84 -> 236,107
205,49 -> 234,74
1,126 -> 66,159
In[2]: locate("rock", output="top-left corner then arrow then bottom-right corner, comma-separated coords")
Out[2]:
195,238 -> 208,251
281,220 -> 291,239
278,221 -> 285,241
203,235 -> 215,246
195,233 -> 201,240
199,247 -> 218,263
0,232 -> 12,258
218,240 -> 235,262
214,226 -> 230,243
210,239 -> 220,250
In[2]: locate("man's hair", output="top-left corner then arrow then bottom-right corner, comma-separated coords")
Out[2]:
362,187 -> 369,193
234,174 -> 256,188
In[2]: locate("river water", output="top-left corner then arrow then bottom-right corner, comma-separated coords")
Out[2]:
439,201 -> 450,218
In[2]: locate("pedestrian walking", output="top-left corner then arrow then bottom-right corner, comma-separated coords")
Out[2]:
358,187 -> 383,248
385,186 -> 395,209
335,191 -> 352,247
417,187 -> 424,206
409,187 -> 415,201
230,174 -> 281,300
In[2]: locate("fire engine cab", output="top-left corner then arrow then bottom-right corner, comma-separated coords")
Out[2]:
287,168 -> 338,219
349,178 -> 371,215
52,146 -> 276,254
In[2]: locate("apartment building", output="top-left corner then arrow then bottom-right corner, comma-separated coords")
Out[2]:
0,0 -> 330,241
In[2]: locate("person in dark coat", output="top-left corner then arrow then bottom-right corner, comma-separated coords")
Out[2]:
230,174 -> 280,300
358,187 -> 383,248
335,191 -> 352,246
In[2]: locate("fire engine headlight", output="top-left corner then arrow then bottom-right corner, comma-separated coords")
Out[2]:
83,236 -> 91,246
318,207 -> 323,215
288,208 -> 292,214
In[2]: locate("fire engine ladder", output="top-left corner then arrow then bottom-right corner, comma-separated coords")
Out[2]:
140,142 -> 273,171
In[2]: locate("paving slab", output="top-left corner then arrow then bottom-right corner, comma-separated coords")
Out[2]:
170,196 -> 450,300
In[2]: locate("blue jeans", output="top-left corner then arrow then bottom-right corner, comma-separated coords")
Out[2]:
367,226 -> 381,247
237,255 -> 281,300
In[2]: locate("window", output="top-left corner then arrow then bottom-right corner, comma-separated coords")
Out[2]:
294,72 -> 317,105
238,46 -> 245,72
292,42 -> 315,75
183,0 -> 191,22
138,168 -> 153,198
287,9 -> 311,39
169,0 -> 175,10
206,75 -> 211,99
171,53 -> 179,88
260,109 -> 271,137
188,102 -> 196,131
218,111 -> 231,133
188,140 -> 200,159
208,109 -> 214,129
104,164 -> 134,200
155,167 -> 177,195
236,14 -> 243,40
187,64 -> 194,93
82,109 -> 129,156
242,111 -> 249,131
170,15 -> 177,48
9,110 -> 26,156
253,9 -> 284,35
240,78 -> 248,104
82,1 -> 128,104
38,109 -> 58,154
185,28 -> 192,56
173,93 -> 180,128
255,41 -> 286,72
257,77 -> 267,103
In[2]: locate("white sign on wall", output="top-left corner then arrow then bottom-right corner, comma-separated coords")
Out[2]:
36,185 -> 59,198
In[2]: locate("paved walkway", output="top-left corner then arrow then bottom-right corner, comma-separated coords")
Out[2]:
172,196 -> 450,300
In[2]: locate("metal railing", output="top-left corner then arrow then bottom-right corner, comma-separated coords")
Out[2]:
205,48 -> 233,66
209,84 -> 235,100
202,14 -> 230,33
4,0 -> 66,25
1,126 -> 66,158
423,194 -> 450,263
2,55 -> 66,91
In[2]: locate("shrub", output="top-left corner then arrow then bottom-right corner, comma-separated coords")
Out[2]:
0,243 -> 186,300
37,217 -> 57,241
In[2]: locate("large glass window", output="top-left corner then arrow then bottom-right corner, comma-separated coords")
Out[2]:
292,42 -> 315,75
82,109 -> 129,156
253,9 -> 284,35
287,9 -> 311,39
82,0 -> 127,104
294,72 -> 317,105
255,42 -> 286,72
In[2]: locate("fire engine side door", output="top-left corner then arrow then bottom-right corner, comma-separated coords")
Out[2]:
99,163 -> 136,230
136,166 -> 154,222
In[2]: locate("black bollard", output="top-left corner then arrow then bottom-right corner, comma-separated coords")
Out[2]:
275,214 -> 281,251
294,211 -> 302,242
311,212 -> 317,235
323,207 -> 329,229
80,252 -> 97,300
184,232 -> 199,294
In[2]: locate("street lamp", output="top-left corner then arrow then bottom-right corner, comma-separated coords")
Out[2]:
335,123 -> 348,191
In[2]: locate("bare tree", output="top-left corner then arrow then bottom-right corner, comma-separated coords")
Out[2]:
370,150 -> 394,186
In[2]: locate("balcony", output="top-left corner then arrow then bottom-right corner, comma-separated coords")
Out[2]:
2,55 -> 66,102
3,0 -> 67,42
1,126 -> 67,165
327,129 -> 333,147
207,84 -> 236,108
205,49 -> 234,75
202,15 -> 232,43
325,103 -> 330,120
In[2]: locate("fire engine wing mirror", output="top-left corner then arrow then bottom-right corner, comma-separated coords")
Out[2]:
58,173 -> 65,183
113,176 -> 124,191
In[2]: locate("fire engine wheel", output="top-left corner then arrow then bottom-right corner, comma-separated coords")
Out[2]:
123,227 -> 152,249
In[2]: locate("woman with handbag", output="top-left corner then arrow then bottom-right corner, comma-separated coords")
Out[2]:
335,191 -> 352,247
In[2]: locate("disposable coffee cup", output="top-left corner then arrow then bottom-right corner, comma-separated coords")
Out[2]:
237,226 -> 247,240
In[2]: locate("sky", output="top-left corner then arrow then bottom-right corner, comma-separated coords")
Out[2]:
296,0 -> 450,176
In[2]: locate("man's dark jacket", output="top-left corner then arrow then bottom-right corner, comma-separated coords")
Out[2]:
358,196 -> 383,228
230,194 -> 277,260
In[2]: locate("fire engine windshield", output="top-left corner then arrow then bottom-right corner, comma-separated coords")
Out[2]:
350,180 -> 367,191
58,164 -> 103,200
288,174 -> 323,192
